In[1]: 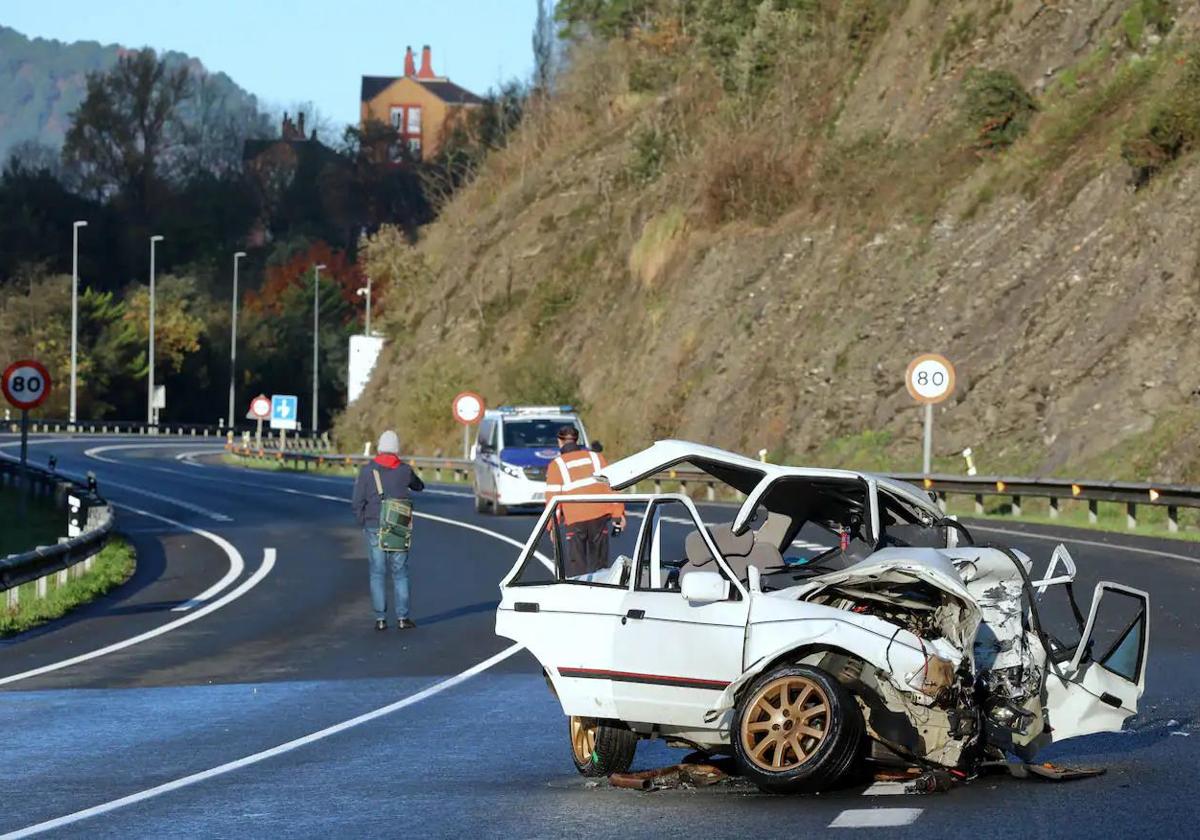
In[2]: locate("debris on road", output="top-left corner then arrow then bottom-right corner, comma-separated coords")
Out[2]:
985,761 -> 1106,782
609,763 -> 729,792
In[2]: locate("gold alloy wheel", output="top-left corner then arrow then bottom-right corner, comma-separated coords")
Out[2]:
740,675 -> 830,771
570,716 -> 598,765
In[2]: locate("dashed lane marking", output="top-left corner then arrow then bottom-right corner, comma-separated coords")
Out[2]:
829,808 -> 923,828
1,642 -> 524,839
0,541 -> 271,688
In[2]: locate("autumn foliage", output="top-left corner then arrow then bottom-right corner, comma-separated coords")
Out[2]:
244,242 -> 364,320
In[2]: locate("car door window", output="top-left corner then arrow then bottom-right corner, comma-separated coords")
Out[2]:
511,499 -> 643,588
635,499 -> 728,593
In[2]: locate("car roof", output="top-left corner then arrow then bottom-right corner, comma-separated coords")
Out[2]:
599,439 -> 938,514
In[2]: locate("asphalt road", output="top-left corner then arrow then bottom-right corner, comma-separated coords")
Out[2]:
1,437 -> 1197,838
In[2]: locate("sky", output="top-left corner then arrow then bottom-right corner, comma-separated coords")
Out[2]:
2,0 -> 541,131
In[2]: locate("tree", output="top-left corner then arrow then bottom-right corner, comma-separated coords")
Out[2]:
533,0 -> 559,93
62,48 -> 192,218
122,275 -> 205,377
555,0 -> 656,39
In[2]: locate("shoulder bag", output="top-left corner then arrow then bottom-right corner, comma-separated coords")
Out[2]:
373,469 -> 414,552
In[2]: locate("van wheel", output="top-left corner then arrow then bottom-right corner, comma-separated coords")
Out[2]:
732,664 -> 863,793
569,716 -> 637,777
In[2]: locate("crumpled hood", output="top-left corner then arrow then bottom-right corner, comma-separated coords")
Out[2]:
789,547 -> 983,654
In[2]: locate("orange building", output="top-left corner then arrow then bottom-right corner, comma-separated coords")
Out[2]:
360,45 -> 484,161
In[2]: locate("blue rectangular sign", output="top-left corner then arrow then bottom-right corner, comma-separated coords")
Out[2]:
270,394 -> 299,430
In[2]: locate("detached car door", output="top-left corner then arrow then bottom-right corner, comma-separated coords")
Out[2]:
495,499 -> 630,719
1044,582 -> 1150,740
611,498 -> 749,728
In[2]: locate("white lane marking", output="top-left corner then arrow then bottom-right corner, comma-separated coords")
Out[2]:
0,451 -> 233,523
3,643 -> 524,839
969,523 -> 1200,567
0,542 -> 272,688
84,444 -> 223,464
829,808 -> 923,828
164,517 -> 243,612
861,781 -> 908,795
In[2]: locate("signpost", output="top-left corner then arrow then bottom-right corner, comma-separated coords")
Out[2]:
2,359 -> 52,469
247,394 -> 271,449
452,391 -> 484,459
905,353 -> 956,475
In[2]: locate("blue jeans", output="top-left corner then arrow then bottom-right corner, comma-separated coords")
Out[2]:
364,528 -> 410,621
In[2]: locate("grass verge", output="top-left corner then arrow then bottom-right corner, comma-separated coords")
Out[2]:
1,537 -> 136,637
945,495 -> 1200,543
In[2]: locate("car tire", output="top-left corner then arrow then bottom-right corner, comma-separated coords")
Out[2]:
731,664 -> 863,794
568,716 -> 637,777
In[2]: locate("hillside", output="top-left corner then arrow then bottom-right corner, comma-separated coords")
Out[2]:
0,25 -> 267,162
339,0 -> 1200,484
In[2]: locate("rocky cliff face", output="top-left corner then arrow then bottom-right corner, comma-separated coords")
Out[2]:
340,0 -> 1200,482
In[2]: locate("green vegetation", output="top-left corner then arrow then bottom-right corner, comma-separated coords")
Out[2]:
0,486 -> 62,556
1,538 -> 135,637
1120,0 -> 1174,50
1121,46 -> 1200,185
961,68 -> 1037,150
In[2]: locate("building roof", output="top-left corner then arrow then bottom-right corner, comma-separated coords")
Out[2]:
359,74 -> 485,106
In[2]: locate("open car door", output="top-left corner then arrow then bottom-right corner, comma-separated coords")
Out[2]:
495,498 -> 636,720
1044,581 -> 1150,740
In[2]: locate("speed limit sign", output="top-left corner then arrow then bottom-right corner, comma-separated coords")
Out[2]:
2,359 -> 52,411
905,353 -> 956,404
452,391 -> 485,425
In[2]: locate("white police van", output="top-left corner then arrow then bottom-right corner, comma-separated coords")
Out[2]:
471,406 -> 589,515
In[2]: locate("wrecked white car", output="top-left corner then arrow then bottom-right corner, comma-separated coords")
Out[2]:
495,441 -> 1149,793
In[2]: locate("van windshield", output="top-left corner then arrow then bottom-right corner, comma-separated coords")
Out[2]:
503,419 -> 579,448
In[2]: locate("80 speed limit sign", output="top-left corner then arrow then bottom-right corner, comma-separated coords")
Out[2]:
905,353 -> 955,404
2,359 -> 52,411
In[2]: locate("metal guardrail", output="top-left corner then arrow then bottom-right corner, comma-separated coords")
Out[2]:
0,459 -> 114,594
1,418 -> 329,441
226,448 -> 1200,533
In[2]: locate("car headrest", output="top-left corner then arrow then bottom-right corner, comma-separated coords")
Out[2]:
684,523 -> 754,562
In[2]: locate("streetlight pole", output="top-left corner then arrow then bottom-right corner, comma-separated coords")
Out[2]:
70,220 -> 87,426
356,276 -> 372,335
312,263 -> 326,434
228,251 -> 247,429
147,235 -> 164,426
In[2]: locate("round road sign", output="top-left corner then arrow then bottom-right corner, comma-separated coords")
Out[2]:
452,391 -> 484,425
2,359 -> 52,411
905,353 -> 956,404
250,395 -> 271,420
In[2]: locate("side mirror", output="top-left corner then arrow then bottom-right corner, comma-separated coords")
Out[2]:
591,440 -> 604,452
680,571 -> 729,604
469,443 -> 479,460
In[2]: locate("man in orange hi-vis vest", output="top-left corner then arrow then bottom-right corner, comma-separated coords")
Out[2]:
545,426 -> 625,577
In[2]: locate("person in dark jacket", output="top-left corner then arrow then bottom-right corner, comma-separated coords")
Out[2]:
352,430 -> 424,630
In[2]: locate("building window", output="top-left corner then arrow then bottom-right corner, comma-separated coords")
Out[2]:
390,106 -> 404,130
407,137 -> 422,156
406,105 -> 422,134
